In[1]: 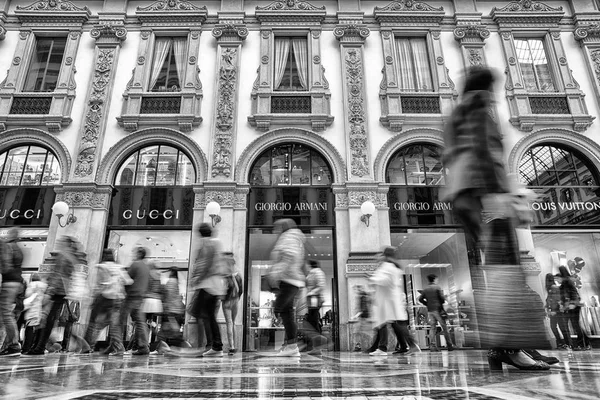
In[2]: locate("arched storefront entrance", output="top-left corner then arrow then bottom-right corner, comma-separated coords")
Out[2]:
519,143 -> 600,343
386,143 -> 480,349
243,143 -> 338,351
105,144 -> 196,302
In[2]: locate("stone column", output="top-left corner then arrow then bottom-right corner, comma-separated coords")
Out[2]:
574,22 -> 600,107
453,22 -> 490,68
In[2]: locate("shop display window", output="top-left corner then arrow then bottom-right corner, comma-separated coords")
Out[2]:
533,232 -> 600,338
0,146 -> 60,186
245,227 -> 335,351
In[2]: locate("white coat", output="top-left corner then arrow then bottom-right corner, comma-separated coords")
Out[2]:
369,260 -> 408,328
24,280 -> 48,327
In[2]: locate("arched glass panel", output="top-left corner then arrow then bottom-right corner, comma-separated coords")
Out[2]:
115,145 -> 195,186
386,144 -> 445,185
249,144 -> 333,187
0,145 -> 61,186
519,145 -> 598,187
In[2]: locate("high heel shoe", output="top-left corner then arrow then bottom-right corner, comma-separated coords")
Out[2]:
487,349 -> 550,371
522,349 -> 560,365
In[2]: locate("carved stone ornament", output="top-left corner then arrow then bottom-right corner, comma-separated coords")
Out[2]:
374,0 -> 445,25
0,25 -> 6,41
344,49 -> 370,178
590,49 -> 600,86
137,0 -> 207,12
257,0 -> 325,11
468,49 -> 484,66
574,23 -> 600,43
453,24 -> 491,43
491,0 -> 564,26
15,0 -> 91,25
212,48 -> 238,178
90,23 -> 128,42
212,24 -> 249,42
73,48 -> 115,179
348,191 -> 378,206
204,191 -> 235,207
333,24 -> 370,43
346,263 -> 379,273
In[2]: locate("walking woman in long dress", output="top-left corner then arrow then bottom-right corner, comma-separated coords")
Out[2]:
442,67 -> 554,370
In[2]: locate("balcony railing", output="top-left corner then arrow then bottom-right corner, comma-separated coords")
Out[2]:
271,96 -> 311,114
10,96 -> 52,115
401,96 -> 441,114
140,96 -> 181,114
529,96 -> 570,114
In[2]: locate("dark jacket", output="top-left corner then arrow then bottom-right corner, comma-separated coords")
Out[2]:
49,252 -> 75,296
418,284 -> 446,313
560,278 -> 581,311
126,260 -> 150,299
2,241 -> 24,282
546,284 -> 561,313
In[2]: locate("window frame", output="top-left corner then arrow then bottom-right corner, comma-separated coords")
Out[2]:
0,145 -> 61,186
374,3 -> 457,133
0,1 -> 89,133
248,2 -> 333,132
117,2 -> 207,133
491,3 -> 594,132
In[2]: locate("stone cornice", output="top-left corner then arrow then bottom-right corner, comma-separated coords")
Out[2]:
54,183 -> 112,210
136,0 -> 208,26
255,0 -> 326,24
490,0 -> 564,27
15,0 -> 91,26
374,1 -> 444,26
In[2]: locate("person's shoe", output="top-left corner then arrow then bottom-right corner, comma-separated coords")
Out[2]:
132,349 -> 150,356
203,349 -> 224,357
156,341 -> 171,355
307,348 -> 322,356
0,347 -> 21,357
109,349 -> 125,356
369,349 -> 387,356
276,344 -> 301,357
123,350 -> 133,356
573,346 -> 585,351
406,345 -> 421,355
181,341 -> 193,349
353,343 -> 362,352
228,348 -> 237,355
522,349 -> 559,365
392,348 -> 409,355
487,349 -> 550,371
447,345 -> 455,352
23,349 -> 45,356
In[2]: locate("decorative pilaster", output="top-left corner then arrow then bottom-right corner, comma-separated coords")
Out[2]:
574,21 -> 600,105
210,17 -> 247,179
334,18 -> 371,180
71,21 -> 126,180
453,21 -> 490,67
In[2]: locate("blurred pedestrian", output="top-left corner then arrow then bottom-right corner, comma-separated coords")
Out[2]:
112,247 -> 150,356
189,223 -> 227,357
22,274 -> 47,353
368,246 -> 419,356
0,228 -> 23,357
154,268 -> 186,349
84,249 -> 131,353
442,66 -> 551,370
418,274 -> 454,352
268,218 -> 306,357
545,273 -> 566,349
142,261 -> 164,344
557,266 -> 587,350
222,258 -> 242,355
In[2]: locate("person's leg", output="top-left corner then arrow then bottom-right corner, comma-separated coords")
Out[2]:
427,312 -> 438,350
230,301 -> 238,350
377,324 -> 388,351
570,308 -> 585,348
392,320 -> 415,349
22,326 -> 35,353
307,308 -> 321,333
222,305 -> 234,350
130,298 -> 148,353
366,328 -> 380,353
557,312 -> 572,348
31,295 -> 65,353
274,283 -> 299,345
206,294 -> 222,351
433,312 -> 454,349
0,282 -> 22,351
549,315 -> 564,347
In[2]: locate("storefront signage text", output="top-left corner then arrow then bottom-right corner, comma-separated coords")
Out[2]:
0,209 -> 43,220
392,201 -> 600,212
393,202 -> 452,211
121,209 -> 180,220
255,202 -> 328,211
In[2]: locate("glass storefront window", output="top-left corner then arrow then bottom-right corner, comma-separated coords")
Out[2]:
386,144 -> 445,186
391,230 -> 478,349
533,232 -> 600,337
249,144 -> 332,187
115,145 -> 196,186
0,146 -> 61,186
245,227 -> 335,351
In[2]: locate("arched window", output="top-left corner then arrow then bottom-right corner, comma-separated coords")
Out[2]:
0,145 -> 61,186
386,143 -> 445,185
115,145 -> 195,186
519,145 -> 599,187
249,144 -> 332,186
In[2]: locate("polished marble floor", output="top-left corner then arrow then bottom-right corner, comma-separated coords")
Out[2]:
0,349 -> 598,400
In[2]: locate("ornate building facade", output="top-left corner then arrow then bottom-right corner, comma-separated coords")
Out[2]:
2,0 -> 600,350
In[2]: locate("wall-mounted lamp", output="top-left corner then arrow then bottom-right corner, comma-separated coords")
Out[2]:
52,201 -> 77,228
206,201 -> 222,227
360,200 -> 376,227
